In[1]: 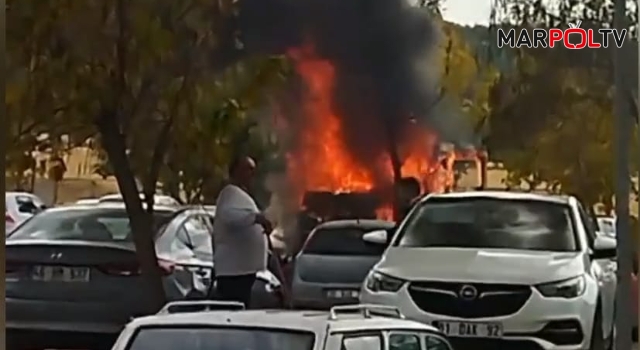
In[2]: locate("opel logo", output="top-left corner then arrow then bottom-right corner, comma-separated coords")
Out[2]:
458,284 -> 478,300
50,252 -> 62,260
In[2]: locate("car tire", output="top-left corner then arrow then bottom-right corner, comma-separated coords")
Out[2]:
590,306 -> 606,350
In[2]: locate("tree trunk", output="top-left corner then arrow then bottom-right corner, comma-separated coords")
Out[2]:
96,112 -> 166,312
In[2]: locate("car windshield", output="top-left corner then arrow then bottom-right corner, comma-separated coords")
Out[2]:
8,208 -> 174,242
394,197 -> 577,251
127,327 -> 314,350
303,226 -> 389,256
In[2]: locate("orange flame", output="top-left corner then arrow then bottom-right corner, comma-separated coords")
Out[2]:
282,44 -> 481,220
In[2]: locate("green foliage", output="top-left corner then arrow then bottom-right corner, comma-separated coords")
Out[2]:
7,0 -> 289,306
486,0 -> 637,208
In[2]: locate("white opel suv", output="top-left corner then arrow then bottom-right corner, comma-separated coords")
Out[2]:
359,191 -> 617,350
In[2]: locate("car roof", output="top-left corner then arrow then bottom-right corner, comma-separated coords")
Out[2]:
128,309 -> 438,334
6,192 -> 38,198
46,202 -> 179,213
99,193 -> 180,204
315,219 -> 395,230
421,190 -> 571,205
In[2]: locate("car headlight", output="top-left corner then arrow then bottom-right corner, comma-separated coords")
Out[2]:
535,275 -> 586,298
365,271 -> 406,293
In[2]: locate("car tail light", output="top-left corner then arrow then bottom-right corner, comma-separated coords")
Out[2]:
157,258 -> 176,276
5,212 -> 14,224
97,263 -> 142,276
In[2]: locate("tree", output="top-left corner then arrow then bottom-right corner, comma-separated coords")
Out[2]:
485,0 -> 636,209
8,0 -> 292,310
7,0 -> 245,310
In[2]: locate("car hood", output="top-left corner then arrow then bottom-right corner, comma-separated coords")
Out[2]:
376,247 -> 585,285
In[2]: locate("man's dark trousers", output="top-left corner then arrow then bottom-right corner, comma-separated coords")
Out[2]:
216,273 -> 256,308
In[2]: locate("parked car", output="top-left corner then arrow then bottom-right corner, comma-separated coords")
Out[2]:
597,216 -> 616,238
75,198 -> 100,205
5,192 -> 47,234
111,302 -> 453,350
360,191 -> 617,350
99,193 -> 181,207
291,219 -> 394,309
6,203 -> 283,349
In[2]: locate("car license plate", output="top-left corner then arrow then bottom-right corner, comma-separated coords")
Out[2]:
31,266 -> 90,282
432,321 -> 503,338
325,289 -> 359,299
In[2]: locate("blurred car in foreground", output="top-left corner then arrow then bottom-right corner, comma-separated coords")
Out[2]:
291,219 -> 394,309
5,192 -> 46,234
111,302 -> 453,350
6,203 -> 282,349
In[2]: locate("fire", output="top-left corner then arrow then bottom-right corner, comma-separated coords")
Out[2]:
283,44 -> 480,220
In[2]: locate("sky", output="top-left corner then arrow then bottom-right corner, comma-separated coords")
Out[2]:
441,0 -> 492,26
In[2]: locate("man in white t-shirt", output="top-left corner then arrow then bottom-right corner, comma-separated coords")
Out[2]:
213,156 -> 273,307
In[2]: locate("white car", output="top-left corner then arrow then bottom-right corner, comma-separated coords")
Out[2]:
111,301 -> 454,350
98,193 -> 180,207
5,192 -> 46,233
596,216 -> 616,238
360,191 -> 617,350
74,198 -> 100,205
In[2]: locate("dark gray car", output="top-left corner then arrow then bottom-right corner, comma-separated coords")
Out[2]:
6,203 -> 283,349
291,219 -> 394,309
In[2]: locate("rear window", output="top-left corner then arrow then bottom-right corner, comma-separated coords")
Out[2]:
15,195 -> 43,214
8,208 -> 174,242
394,197 -> 577,252
127,327 -> 314,350
303,227 -> 389,256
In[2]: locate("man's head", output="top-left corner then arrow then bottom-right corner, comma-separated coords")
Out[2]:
229,155 -> 257,188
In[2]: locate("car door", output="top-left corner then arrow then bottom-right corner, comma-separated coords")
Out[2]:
578,204 -> 616,335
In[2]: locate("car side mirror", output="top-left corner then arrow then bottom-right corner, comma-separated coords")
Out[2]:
591,236 -> 617,260
363,230 -> 388,245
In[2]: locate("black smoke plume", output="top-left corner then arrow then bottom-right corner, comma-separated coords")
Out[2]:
236,0 -> 464,181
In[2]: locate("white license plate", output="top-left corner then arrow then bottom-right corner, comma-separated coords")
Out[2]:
433,321 -> 503,338
325,289 -> 360,299
31,266 -> 90,282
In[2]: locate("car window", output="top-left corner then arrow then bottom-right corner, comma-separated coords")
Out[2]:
577,204 -> 597,247
183,215 -> 213,258
424,335 -> 451,350
598,219 -> 615,236
127,327 -> 314,350
15,196 -> 41,214
157,214 -> 213,260
389,333 -> 421,350
394,197 -> 577,251
341,334 -> 382,350
8,208 -> 174,242
302,226 -> 389,256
